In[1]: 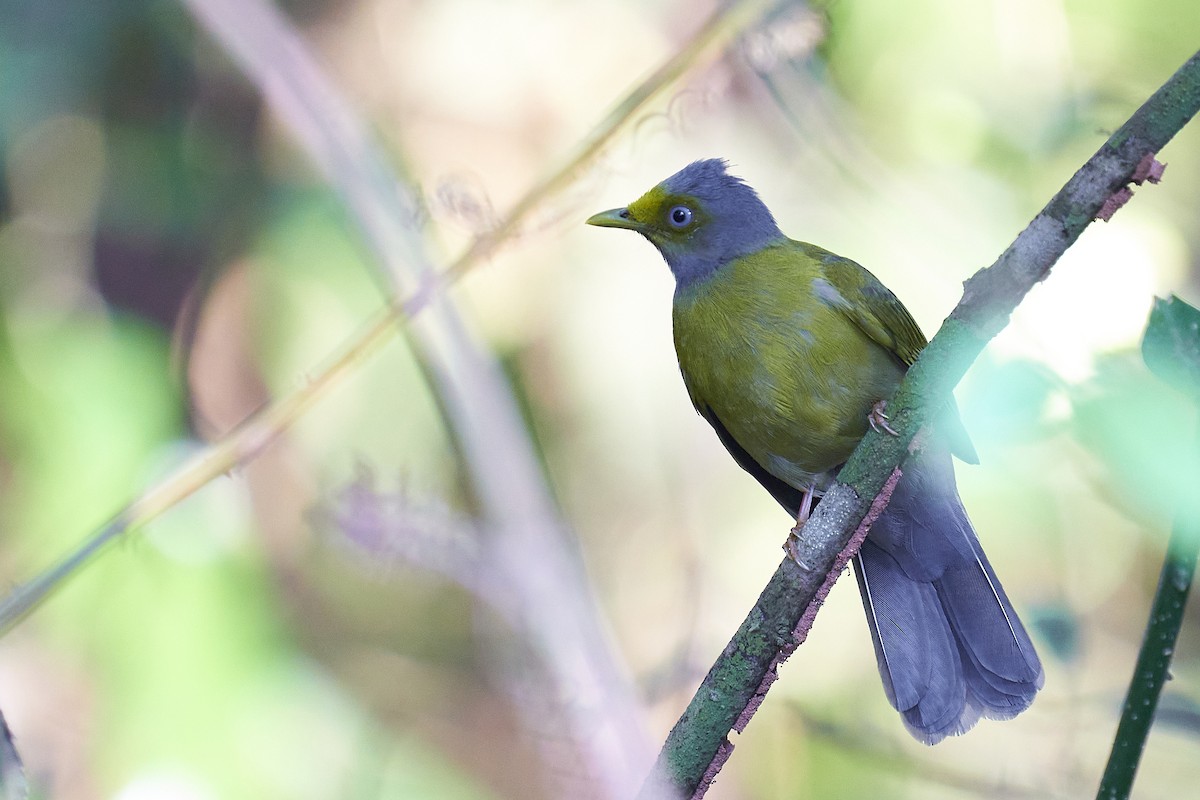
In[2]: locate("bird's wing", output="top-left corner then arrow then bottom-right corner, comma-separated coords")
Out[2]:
822,253 -> 979,465
821,254 -> 927,367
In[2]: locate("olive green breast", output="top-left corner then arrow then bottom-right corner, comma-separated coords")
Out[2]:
672,240 -> 907,492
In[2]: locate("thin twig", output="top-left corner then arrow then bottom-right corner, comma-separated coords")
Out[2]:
0,300 -> 400,631
0,1 -> 775,796
442,0 -> 773,282
0,0 -> 764,637
639,48 -> 1200,799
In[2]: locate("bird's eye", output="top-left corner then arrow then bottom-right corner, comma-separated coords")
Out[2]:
668,205 -> 693,228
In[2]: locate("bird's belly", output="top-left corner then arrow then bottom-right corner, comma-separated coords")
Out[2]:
725,369 -> 885,489
678,316 -> 905,494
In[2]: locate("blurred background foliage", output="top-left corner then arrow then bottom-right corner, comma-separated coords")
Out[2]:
0,0 -> 1198,797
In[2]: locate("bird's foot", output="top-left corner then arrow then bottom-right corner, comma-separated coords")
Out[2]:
868,400 -> 899,436
783,489 -> 814,564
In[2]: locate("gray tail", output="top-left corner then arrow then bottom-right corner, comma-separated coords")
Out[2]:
853,448 -> 1043,744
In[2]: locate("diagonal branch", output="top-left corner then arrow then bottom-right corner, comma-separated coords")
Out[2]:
639,48 -> 1200,800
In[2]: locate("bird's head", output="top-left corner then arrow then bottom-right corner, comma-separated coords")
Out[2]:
586,159 -> 783,288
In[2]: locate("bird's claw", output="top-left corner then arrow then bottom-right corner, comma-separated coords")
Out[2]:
868,400 -> 899,437
784,528 -> 803,564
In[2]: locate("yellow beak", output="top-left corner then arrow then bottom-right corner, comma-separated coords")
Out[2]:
586,207 -> 645,232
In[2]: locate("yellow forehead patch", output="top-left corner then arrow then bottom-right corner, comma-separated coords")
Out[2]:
627,185 -> 671,224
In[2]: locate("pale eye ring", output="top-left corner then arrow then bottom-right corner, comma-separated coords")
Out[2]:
668,205 -> 693,228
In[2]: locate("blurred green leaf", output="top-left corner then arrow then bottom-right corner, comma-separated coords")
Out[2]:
1027,602 -> 1082,664
1070,352 -> 1197,521
961,356 -> 1063,444
1142,294 -> 1200,401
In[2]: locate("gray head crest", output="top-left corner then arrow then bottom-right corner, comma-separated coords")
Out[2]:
664,159 -> 754,203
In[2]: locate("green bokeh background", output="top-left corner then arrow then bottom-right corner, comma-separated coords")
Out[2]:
1,0 -> 1199,797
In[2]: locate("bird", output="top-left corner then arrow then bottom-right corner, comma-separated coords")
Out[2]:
586,158 -> 1043,744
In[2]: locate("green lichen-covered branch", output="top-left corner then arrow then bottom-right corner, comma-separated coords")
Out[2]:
640,48 -> 1200,800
